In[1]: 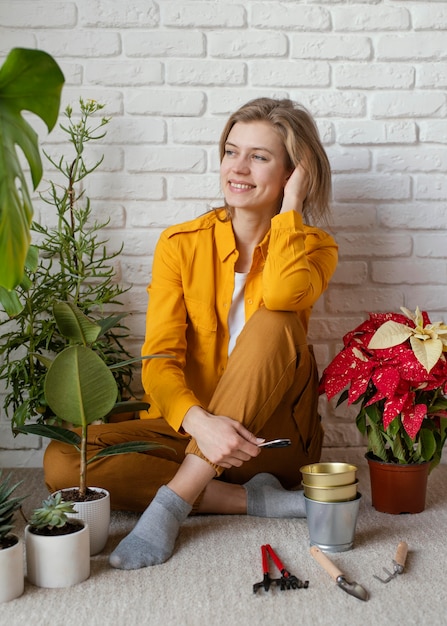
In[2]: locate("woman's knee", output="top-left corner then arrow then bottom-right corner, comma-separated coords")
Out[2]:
43,440 -> 80,492
237,308 -> 307,358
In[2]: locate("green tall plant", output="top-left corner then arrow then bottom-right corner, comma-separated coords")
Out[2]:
0,99 -> 133,429
0,48 -> 64,290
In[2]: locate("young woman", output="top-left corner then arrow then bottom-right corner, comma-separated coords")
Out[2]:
44,97 -> 338,570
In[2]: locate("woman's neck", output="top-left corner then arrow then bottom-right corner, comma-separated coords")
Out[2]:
231,210 -> 272,273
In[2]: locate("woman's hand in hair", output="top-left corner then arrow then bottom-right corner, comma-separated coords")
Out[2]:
281,162 -> 309,215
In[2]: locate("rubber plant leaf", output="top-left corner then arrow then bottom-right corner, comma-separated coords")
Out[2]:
53,301 -> 102,345
89,441 -> 175,463
44,345 -> 118,426
15,423 -> 82,448
0,48 -> 64,290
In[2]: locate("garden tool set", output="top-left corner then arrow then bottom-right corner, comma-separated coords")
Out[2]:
253,544 -> 309,593
373,541 -> 408,583
253,542 -> 409,598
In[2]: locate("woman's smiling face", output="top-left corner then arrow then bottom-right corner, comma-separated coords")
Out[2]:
220,121 -> 291,216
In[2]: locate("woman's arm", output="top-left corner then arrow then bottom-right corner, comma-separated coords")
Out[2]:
141,230 -> 200,431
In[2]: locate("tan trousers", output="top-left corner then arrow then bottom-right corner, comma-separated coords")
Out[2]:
44,308 -> 323,511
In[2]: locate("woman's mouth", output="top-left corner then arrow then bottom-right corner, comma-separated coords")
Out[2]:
228,181 -> 255,191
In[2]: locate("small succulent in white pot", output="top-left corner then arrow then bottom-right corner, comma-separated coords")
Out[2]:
25,493 -> 90,588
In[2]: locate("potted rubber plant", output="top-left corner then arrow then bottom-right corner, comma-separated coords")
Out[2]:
25,492 -> 90,588
17,300 -> 172,553
0,472 -> 27,602
319,307 -> 447,514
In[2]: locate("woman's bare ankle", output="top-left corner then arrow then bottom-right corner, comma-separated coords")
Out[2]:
197,480 -> 247,514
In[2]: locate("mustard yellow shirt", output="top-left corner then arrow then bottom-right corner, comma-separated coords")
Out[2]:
141,209 -> 338,431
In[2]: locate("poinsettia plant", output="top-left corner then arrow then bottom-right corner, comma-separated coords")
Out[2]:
319,307 -> 447,469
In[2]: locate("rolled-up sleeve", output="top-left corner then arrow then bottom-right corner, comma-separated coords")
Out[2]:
262,211 -> 338,312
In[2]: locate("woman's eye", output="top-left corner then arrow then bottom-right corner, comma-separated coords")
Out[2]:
253,154 -> 267,161
225,149 -> 236,157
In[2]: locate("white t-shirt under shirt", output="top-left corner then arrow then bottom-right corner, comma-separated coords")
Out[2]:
227,272 -> 248,355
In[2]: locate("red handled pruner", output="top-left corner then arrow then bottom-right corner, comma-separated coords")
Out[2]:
253,544 -> 309,593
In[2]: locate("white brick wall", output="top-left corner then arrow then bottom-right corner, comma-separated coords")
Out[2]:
1,0 -> 446,465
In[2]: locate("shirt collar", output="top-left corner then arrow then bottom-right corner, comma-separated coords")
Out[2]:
215,214 -> 272,266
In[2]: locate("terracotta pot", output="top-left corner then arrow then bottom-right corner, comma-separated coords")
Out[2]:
0,535 -> 24,602
366,453 -> 430,514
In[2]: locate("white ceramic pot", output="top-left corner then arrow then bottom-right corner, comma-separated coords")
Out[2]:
56,487 -> 111,555
0,535 -> 24,602
25,520 -> 90,588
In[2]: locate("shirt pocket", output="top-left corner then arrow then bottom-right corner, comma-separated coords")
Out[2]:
184,297 -> 217,363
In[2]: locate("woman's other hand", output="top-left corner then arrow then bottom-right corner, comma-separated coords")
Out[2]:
281,162 -> 309,214
182,406 -> 263,469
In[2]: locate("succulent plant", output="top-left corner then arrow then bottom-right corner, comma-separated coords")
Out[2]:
0,471 -> 26,544
29,492 -> 76,530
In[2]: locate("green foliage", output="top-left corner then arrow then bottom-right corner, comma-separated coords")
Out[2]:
29,492 -> 76,530
353,389 -> 447,471
16,301 -> 174,497
0,471 -> 27,542
0,48 -> 64,290
0,99 -> 133,429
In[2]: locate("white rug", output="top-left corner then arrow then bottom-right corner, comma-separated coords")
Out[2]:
3,447 -> 447,626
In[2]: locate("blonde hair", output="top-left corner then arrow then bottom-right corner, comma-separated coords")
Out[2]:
218,97 -> 331,224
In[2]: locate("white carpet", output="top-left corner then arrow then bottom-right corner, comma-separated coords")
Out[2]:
3,448 -> 447,626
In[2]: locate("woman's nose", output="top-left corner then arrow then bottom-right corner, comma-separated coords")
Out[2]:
232,155 -> 250,173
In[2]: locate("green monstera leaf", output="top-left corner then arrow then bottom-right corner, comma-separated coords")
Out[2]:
0,48 -> 64,290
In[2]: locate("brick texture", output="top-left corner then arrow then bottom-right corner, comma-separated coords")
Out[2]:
1,0 -> 446,464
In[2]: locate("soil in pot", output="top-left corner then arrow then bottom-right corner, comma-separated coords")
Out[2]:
29,521 -> 85,537
0,535 -> 20,549
59,487 -> 107,503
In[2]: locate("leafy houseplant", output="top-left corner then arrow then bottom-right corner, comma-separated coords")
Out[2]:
0,47 -> 64,290
25,492 -> 90,588
0,471 -> 27,602
0,98 -> 133,430
0,472 -> 26,550
319,307 -> 447,470
16,300 -> 171,498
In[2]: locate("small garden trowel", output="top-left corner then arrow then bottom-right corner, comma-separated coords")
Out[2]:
310,546 -> 369,601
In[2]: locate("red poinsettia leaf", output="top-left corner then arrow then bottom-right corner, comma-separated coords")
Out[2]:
348,376 -> 371,404
319,347 -> 369,399
372,367 -> 401,396
365,389 -> 385,406
401,402 -> 427,439
382,394 -> 410,430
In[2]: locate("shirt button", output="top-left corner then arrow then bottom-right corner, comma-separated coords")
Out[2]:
247,299 -> 253,305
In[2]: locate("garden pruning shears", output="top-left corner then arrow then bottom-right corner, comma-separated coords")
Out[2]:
253,544 -> 309,593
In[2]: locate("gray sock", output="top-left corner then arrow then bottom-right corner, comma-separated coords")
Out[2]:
243,473 -> 306,518
109,485 -> 192,569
